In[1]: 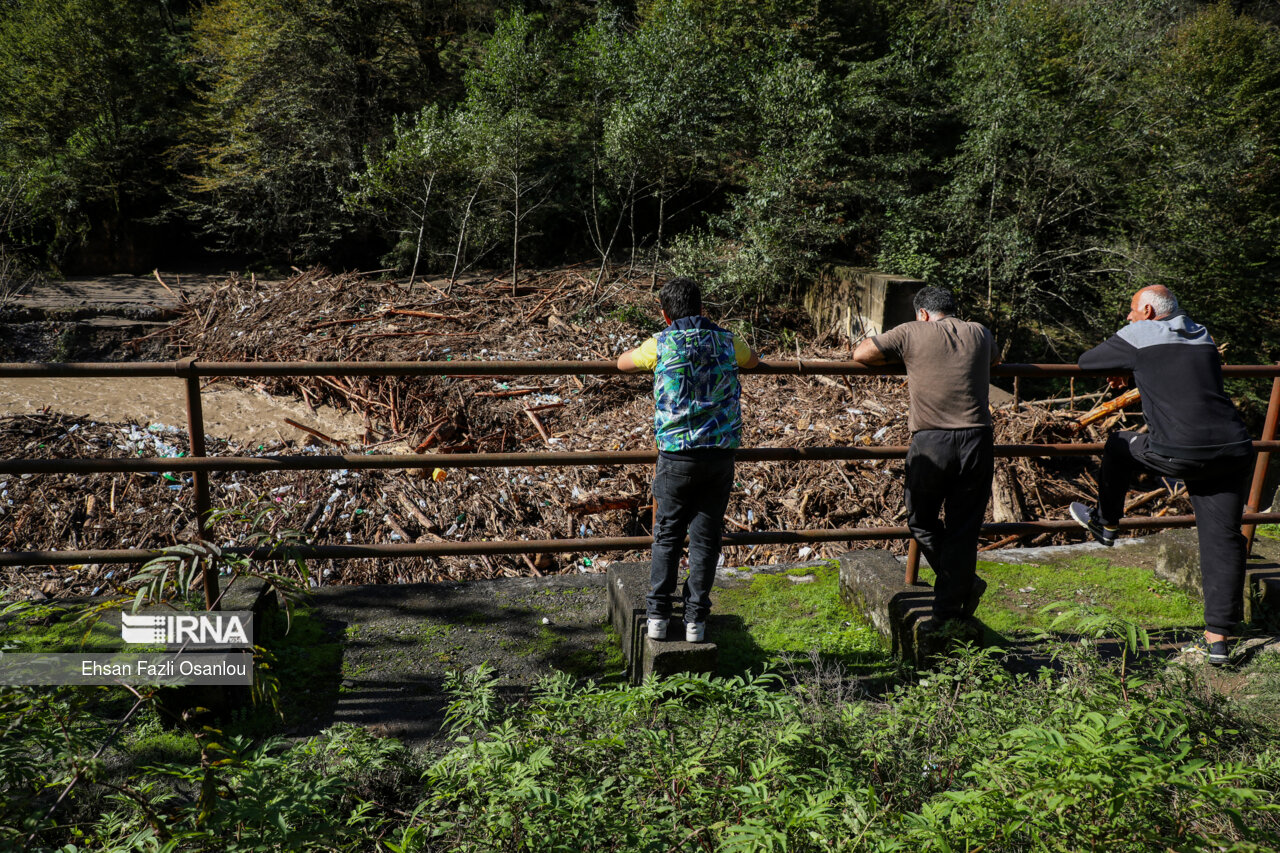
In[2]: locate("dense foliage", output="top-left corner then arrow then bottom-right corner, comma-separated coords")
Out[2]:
5,647 -> 1280,851
1,0 -> 1278,363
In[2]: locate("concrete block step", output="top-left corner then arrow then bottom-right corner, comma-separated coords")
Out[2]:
606,562 -> 717,683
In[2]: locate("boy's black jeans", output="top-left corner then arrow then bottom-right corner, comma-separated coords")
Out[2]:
647,450 -> 735,624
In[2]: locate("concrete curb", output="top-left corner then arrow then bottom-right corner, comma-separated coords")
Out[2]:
606,562 -> 718,683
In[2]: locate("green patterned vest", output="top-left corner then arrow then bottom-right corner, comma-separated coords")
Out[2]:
653,316 -> 742,452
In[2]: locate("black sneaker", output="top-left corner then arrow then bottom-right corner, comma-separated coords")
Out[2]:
1069,502 -> 1117,547
1181,636 -> 1230,666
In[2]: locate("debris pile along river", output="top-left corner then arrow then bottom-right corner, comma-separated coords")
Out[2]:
0,267 -> 1189,599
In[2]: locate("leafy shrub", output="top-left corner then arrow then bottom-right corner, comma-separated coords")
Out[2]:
395,648 -> 1280,851
6,645 -> 1280,851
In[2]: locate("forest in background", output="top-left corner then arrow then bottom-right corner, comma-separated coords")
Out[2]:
1,0 -> 1279,374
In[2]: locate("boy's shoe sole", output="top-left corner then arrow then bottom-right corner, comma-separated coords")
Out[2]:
1181,636 -> 1229,666
646,618 -> 668,640
685,622 -> 706,643
1069,502 -> 1117,547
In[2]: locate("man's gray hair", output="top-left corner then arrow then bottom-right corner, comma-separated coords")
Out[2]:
1137,287 -> 1179,318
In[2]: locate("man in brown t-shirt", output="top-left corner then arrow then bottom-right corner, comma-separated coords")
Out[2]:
853,286 -> 996,623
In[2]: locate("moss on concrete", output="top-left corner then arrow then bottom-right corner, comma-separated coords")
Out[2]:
0,603 -> 131,651
554,622 -> 627,681
714,562 -> 890,674
227,607 -> 342,736
914,555 -> 1203,639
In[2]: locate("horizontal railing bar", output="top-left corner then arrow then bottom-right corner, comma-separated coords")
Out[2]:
5,441 -> 1280,476
4,512 -> 1278,567
2,359 -> 1278,379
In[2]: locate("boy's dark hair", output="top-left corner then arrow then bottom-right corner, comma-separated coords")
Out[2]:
660,277 -> 702,321
913,285 -> 957,317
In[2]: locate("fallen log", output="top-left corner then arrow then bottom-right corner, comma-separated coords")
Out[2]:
1072,388 -> 1141,433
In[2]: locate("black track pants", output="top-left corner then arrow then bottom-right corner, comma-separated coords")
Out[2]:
905,427 -> 994,619
1097,431 -> 1253,636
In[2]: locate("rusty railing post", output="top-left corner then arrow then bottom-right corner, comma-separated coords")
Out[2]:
1243,369 -> 1280,555
178,357 -> 218,610
905,539 -> 920,585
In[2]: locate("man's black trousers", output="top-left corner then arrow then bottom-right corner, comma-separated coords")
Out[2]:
1097,431 -> 1253,636
647,451 -> 734,624
905,426 -> 994,620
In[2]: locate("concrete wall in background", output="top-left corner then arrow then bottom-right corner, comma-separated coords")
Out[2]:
803,267 -> 924,343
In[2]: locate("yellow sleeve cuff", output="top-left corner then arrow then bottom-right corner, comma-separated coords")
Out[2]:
632,337 -> 659,371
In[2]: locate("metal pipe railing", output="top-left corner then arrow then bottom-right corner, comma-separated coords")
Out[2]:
4,359 -> 1280,596
2,359 -> 1279,379
1244,369 -> 1280,554
4,512 -> 1278,569
4,441 -> 1280,477
177,357 -> 216,608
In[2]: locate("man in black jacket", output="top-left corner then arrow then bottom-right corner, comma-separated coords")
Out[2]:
1070,285 -> 1253,665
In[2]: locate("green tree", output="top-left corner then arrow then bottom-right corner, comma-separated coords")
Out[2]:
0,0 -> 185,268
1123,2 -> 1280,381
673,55 -> 851,305
878,0 -> 1178,358
560,12 -> 641,289
622,1 -> 881,301
180,0 -> 428,263
602,0 -> 742,285
852,0 -> 970,282
348,104 -> 465,288
457,9 -> 562,293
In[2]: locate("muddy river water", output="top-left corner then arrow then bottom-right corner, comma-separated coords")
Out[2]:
0,377 -> 367,447
2,273 -> 373,446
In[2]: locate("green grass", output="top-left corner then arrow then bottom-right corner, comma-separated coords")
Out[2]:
1257,523 -> 1280,541
714,561 -> 889,674
0,602 -> 150,652
120,719 -> 204,765
552,621 -> 628,682
250,608 -> 341,730
915,555 -> 1202,638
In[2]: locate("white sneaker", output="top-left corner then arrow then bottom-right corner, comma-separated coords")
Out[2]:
646,618 -> 668,640
685,621 -> 706,643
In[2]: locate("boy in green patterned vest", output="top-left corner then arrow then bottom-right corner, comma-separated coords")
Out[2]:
617,277 -> 759,643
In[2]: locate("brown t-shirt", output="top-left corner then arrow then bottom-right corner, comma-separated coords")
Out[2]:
871,317 -> 995,432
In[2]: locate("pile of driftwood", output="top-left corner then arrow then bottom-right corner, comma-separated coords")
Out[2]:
0,267 -> 1191,599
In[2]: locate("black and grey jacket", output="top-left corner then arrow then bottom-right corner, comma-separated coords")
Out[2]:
1078,311 -> 1251,461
